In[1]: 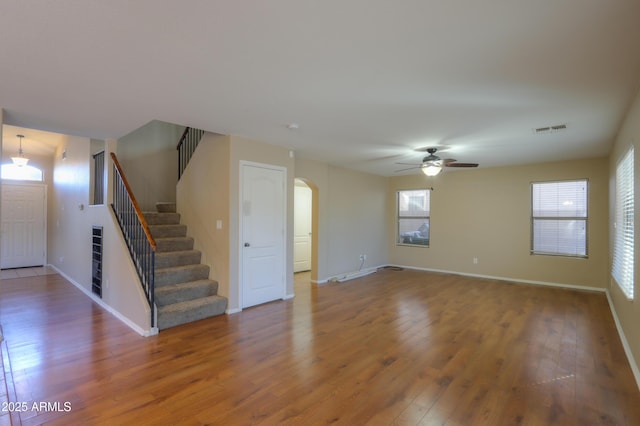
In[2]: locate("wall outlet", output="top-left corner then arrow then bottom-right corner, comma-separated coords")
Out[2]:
473,257 -> 478,264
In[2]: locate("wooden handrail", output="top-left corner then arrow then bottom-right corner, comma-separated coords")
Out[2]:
110,153 -> 157,251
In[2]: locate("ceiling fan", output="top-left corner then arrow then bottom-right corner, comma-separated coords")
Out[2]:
395,148 -> 479,176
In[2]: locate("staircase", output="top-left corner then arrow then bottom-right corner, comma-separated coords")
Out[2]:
145,202 -> 227,330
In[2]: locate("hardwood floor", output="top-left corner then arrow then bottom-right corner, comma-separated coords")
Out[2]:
0,268 -> 639,425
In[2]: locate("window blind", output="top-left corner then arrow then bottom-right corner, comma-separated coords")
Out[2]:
397,189 -> 430,247
531,180 -> 588,257
612,147 -> 634,299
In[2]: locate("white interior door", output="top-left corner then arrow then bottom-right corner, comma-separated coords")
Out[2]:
241,162 -> 286,308
1,182 -> 47,269
294,183 -> 312,272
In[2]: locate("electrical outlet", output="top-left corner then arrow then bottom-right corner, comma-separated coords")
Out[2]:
473,257 -> 478,264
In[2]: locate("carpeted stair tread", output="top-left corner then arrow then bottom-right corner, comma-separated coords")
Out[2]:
147,201 -> 227,331
155,237 -> 194,252
155,250 -> 202,269
155,264 -> 210,287
155,202 -> 177,213
144,212 -> 181,225
157,296 -> 227,330
155,279 -> 219,306
148,224 -> 187,238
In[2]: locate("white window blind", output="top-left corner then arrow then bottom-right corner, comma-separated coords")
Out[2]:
612,147 -> 634,299
531,180 -> 588,257
397,189 -> 430,246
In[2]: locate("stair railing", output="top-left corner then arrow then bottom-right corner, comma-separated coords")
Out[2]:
110,153 -> 157,328
177,127 -> 205,179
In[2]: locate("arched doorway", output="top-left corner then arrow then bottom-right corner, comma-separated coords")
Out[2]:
294,178 -> 318,282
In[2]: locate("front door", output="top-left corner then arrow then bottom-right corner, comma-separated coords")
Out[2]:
1,182 -> 47,269
240,162 -> 286,308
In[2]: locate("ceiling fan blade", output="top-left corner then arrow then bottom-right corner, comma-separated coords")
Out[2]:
444,162 -> 479,168
395,162 -> 422,166
395,166 -> 421,172
442,158 -> 457,164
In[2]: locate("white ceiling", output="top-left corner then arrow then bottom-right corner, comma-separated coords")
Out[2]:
2,125 -> 63,159
2,1 -> 640,176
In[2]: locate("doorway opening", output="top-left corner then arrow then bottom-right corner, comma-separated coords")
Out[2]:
294,178 -> 319,283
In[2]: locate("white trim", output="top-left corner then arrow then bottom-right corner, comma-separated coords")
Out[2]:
329,267 -> 379,283
1,181 -> 47,269
387,264 -> 606,293
226,307 -> 242,315
605,290 -> 640,391
49,264 -> 157,337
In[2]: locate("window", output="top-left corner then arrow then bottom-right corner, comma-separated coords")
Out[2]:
531,179 -> 587,257
91,150 -> 105,205
612,147 -> 634,299
397,189 -> 430,246
1,163 -> 43,181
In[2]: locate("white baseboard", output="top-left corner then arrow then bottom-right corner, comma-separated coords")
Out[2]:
605,290 -> 640,391
325,266 -> 381,283
49,265 -> 155,337
386,264 -> 606,293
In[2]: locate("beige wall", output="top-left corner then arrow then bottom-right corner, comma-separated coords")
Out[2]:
609,87 -> 640,375
295,159 -> 389,282
326,166 -> 389,279
117,120 -> 184,211
49,136 -> 151,334
176,133 -> 231,305
389,158 -> 609,289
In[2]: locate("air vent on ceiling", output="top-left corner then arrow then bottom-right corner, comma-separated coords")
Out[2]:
534,124 -> 568,134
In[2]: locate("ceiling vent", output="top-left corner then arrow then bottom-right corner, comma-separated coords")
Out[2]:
534,124 -> 568,134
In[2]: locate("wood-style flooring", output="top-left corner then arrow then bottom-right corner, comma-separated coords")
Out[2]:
0,268 -> 639,425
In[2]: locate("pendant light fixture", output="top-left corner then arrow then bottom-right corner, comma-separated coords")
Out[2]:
11,134 -> 29,167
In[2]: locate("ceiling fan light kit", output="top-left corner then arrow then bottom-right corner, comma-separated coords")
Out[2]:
395,147 -> 478,175
422,164 -> 442,176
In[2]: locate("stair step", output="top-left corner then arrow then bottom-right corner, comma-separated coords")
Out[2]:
155,237 -> 194,252
157,296 -> 227,330
156,264 -> 210,287
155,280 -> 219,306
156,202 -> 176,213
155,250 -> 202,269
144,212 -> 181,225
149,224 -> 187,238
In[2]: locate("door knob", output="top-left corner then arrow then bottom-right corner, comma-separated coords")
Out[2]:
244,242 -> 250,247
